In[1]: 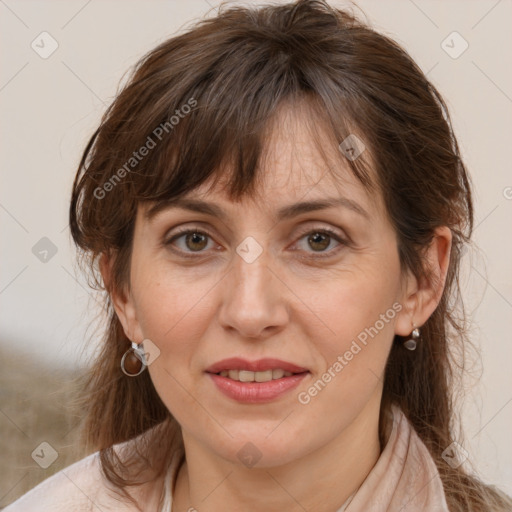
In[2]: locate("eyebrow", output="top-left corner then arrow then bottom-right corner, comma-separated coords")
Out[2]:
144,196 -> 370,223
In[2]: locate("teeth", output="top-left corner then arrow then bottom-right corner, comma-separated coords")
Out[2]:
255,370 -> 273,382
272,369 -> 284,379
239,370 -> 255,382
217,369 -> 296,382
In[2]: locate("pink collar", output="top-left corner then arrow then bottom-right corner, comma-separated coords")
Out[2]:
160,404 -> 449,512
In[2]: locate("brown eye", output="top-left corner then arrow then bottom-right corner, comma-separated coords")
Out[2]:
164,226 -> 348,260
184,232 -> 208,251
165,229 -> 214,255
307,232 -> 331,252
293,228 -> 347,257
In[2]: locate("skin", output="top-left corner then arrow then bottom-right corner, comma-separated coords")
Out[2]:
103,104 -> 452,512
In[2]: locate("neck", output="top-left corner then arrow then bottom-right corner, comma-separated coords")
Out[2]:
172,393 -> 383,512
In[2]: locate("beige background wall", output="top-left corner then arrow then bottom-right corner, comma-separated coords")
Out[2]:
1,0 -> 511,500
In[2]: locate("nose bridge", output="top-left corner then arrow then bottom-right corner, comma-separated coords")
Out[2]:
218,234 -> 287,338
233,236 -> 270,296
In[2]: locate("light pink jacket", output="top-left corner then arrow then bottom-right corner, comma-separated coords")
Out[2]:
3,404 -> 449,511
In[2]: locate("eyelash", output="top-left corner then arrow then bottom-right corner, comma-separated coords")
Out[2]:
164,225 -> 349,260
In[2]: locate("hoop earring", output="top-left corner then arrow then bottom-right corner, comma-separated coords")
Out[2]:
121,341 -> 147,376
403,327 -> 420,351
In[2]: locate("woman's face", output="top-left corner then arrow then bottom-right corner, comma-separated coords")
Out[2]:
115,106 -> 416,468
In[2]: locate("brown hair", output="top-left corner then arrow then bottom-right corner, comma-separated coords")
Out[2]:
69,1 -> 512,510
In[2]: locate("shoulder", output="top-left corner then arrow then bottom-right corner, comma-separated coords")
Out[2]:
3,451 -> 106,512
3,441 -> 165,512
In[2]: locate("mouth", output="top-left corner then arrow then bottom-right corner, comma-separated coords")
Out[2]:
205,357 -> 309,377
214,369 -> 301,382
205,357 -> 310,403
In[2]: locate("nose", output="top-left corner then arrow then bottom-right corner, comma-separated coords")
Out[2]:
217,242 -> 289,340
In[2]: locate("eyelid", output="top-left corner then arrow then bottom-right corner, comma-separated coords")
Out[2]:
293,224 -> 348,241
163,223 -> 222,246
164,219 -> 349,239
163,225 -> 220,257
289,226 -> 349,258
163,222 -> 350,259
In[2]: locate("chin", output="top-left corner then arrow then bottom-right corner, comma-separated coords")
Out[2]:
209,431 -> 310,469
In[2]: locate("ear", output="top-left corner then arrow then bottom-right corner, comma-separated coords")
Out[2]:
395,226 -> 452,336
99,251 -> 144,343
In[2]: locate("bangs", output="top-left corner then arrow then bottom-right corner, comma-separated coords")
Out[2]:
137,93 -> 375,208
95,30 -> 377,215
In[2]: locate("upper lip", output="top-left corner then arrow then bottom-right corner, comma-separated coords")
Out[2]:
205,357 -> 309,374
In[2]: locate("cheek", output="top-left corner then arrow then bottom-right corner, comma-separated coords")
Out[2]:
132,266 -> 216,421
294,275 -> 398,431
303,258 -> 400,353
296,261 -> 400,416
132,260 -> 215,344
130,261 -> 225,417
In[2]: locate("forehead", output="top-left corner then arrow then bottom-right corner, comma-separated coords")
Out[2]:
184,107 -> 376,212
141,100 -> 384,221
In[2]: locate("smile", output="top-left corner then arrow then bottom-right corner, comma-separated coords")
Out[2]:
216,369 -> 295,382
205,357 -> 310,403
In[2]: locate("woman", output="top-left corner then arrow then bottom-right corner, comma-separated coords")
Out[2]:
5,0 -> 511,511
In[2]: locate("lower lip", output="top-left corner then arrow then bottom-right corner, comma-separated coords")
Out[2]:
208,372 -> 309,403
